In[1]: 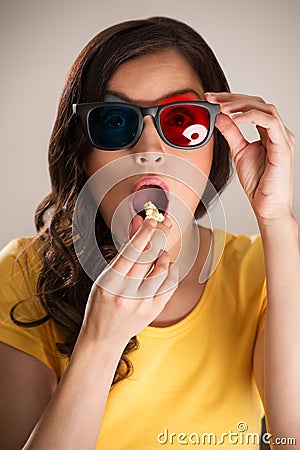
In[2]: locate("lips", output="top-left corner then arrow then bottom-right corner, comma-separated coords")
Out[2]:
130,177 -> 169,219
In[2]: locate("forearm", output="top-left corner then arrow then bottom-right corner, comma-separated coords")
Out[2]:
23,338 -> 125,450
259,215 -> 300,439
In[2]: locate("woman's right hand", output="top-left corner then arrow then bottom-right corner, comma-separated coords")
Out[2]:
77,216 -> 178,349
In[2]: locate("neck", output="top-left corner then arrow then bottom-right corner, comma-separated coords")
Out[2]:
150,223 -> 213,328
167,218 -> 203,280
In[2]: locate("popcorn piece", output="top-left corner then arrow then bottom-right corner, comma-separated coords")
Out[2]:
143,201 -> 165,222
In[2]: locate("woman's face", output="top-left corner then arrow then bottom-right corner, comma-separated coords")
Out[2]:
84,49 -> 214,236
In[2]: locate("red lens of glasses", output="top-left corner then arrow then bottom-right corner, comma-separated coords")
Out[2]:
160,104 -> 210,147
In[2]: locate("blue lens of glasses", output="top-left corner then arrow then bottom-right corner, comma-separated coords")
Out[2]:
89,105 -> 138,149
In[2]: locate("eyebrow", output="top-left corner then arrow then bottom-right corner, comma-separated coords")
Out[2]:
105,88 -> 202,104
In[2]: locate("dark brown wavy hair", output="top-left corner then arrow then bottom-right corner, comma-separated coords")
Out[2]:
10,16 -> 232,386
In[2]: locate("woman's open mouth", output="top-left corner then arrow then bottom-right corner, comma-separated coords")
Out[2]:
130,177 -> 169,220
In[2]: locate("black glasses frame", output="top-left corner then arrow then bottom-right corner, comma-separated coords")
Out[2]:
72,101 -> 220,150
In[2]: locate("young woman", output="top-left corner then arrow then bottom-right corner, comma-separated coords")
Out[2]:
0,17 -> 299,450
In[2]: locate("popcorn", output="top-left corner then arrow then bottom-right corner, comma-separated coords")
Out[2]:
143,201 -> 165,222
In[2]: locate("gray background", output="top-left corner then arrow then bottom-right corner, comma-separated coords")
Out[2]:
0,0 -> 299,248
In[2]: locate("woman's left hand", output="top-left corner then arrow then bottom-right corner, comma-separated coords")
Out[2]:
205,92 -> 295,226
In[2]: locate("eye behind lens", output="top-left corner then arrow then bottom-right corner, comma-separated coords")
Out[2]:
160,104 -> 210,147
88,105 -> 139,149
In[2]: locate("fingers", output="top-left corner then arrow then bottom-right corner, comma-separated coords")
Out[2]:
215,98 -> 281,119
138,253 -> 179,304
129,213 -> 144,239
125,219 -> 172,281
137,250 -> 170,296
206,92 -> 294,158
111,216 -> 172,277
100,226 -> 174,300
206,92 -> 266,105
231,110 -> 289,148
102,250 -> 169,300
214,113 -> 248,163
155,262 -> 179,299
110,218 -> 156,276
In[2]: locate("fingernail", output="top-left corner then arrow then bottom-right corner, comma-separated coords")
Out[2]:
144,218 -> 157,228
163,217 -> 172,228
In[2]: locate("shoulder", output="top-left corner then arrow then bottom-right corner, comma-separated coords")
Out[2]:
221,229 -> 264,271
0,236 -> 33,259
0,236 -> 43,309
0,236 -> 68,378
217,232 -> 266,306
0,236 -> 43,275
214,229 -> 266,301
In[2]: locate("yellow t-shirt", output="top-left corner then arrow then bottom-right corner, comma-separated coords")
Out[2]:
0,229 -> 266,449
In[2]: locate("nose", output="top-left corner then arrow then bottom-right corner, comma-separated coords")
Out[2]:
132,116 -> 165,166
